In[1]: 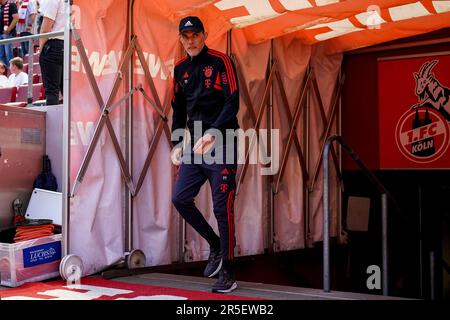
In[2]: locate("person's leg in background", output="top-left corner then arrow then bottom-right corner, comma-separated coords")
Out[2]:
0,34 -> 12,67
39,40 -> 63,105
20,32 -> 32,57
3,34 -> 14,64
0,44 -> 6,67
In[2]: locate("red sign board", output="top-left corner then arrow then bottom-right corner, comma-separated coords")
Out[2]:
378,54 -> 450,169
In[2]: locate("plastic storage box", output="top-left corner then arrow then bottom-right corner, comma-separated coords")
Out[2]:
0,104 -> 46,229
0,231 -> 62,287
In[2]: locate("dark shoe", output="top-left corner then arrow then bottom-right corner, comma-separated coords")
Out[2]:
203,247 -> 222,278
211,269 -> 237,293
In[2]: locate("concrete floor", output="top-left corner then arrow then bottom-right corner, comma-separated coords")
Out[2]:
113,273 -> 410,300
1,272 -> 411,299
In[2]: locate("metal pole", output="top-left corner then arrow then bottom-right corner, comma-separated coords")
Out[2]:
270,40 -> 274,250
124,0 -> 135,254
337,70 -> 343,244
430,251 -> 435,300
227,30 -> 232,55
27,39 -> 34,105
305,65 -> 311,247
382,193 -> 389,296
62,0 -> 72,257
323,139 -> 331,292
323,135 -> 397,294
419,184 -> 423,298
266,40 -> 274,253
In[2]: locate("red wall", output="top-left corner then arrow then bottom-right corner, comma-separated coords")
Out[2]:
341,28 -> 450,170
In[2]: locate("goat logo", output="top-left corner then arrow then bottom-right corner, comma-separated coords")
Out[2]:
412,60 -> 450,121
394,60 -> 450,164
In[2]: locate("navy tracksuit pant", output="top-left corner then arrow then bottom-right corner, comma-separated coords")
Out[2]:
172,156 -> 237,267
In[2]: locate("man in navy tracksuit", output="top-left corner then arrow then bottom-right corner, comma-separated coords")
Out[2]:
171,16 -> 239,293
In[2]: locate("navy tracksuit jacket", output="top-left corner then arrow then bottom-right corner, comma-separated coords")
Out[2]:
171,45 -> 239,266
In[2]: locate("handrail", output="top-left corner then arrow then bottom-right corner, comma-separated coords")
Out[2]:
0,31 -> 64,46
323,134 -> 397,296
0,31 -> 64,106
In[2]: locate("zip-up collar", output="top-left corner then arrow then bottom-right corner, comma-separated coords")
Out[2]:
189,45 -> 208,63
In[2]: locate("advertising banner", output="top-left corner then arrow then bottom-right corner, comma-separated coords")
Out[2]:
379,54 -> 450,169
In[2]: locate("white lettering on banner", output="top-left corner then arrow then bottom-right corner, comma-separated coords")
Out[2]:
278,0 -> 312,10
134,51 -> 148,75
214,0 -> 340,27
315,0 -> 340,6
306,18 -> 363,41
71,121 -> 95,146
304,1 -> 450,41
135,53 -> 174,80
433,0 -> 450,13
214,0 -> 281,28
71,47 -> 116,76
71,46 -> 173,80
101,50 -> 120,75
162,59 -> 175,80
214,0 -> 450,42
389,2 -> 431,21
215,0 -> 340,17
146,53 -> 160,78
71,5 -> 81,30
87,51 -> 108,75
71,45 -> 80,72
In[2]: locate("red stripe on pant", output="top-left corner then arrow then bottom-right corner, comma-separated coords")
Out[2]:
227,189 -> 235,260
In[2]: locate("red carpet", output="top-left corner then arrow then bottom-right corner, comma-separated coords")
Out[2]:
0,277 -> 262,300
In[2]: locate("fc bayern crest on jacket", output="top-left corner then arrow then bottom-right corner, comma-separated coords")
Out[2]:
203,66 -> 213,78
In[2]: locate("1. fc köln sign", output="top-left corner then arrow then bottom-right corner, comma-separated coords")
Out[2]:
378,54 -> 450,169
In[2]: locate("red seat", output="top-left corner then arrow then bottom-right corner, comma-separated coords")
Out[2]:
23,53 -> 40,63
31,63 -> 41,75
15,84 -> 44,103
0,87 -> 17,104
23,63 -> 40,74
32,74 -> 40,84
40,84 -> 46,100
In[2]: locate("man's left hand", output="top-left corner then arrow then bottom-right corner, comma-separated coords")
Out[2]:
193,133 -> 215,154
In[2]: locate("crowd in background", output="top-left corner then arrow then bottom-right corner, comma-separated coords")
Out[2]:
0,0 -> 64,105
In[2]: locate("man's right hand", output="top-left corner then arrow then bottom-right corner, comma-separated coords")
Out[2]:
171,147 -> 183,166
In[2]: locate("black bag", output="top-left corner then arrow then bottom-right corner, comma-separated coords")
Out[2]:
33,155 -> 58,191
